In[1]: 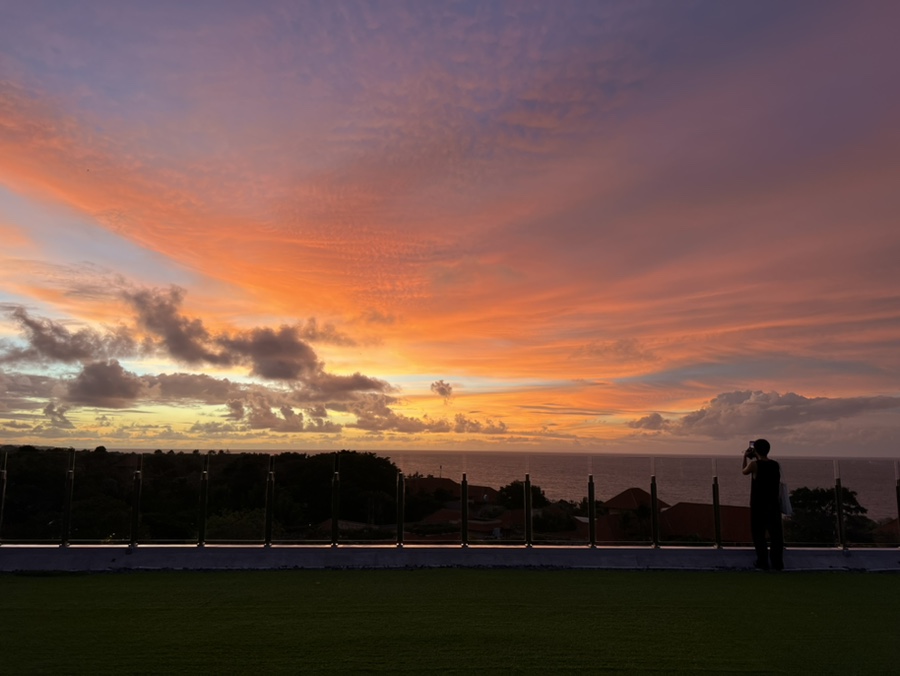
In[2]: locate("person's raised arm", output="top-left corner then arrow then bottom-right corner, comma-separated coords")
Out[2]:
742,450 -> 756,476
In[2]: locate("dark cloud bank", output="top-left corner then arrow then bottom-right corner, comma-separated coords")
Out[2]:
628,390 -> 900,439
0,286 -> 507,438
4,290 -> 899,444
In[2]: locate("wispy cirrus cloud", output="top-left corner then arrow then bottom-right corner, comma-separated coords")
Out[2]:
2,2 -> 900,452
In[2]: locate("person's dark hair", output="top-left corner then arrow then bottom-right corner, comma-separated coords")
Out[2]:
754,438 -> 771,457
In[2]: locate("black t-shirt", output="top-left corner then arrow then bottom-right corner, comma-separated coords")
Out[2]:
750,459 -> 781,509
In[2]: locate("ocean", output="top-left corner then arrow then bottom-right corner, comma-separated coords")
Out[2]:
117,447 -> 900,522
383,451 -> 900,522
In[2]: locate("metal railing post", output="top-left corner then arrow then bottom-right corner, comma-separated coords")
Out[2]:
712,475 -> 722,549
524,473 -> 533,547
330,471 -> 340,547
264,456 -> 275,547
895,461 -> 900,545
461,473 -> 469,547
650,474 -> 660,548
0,451 -> 8,545
198,454 -> 210,547
61,449 -> 75,547
588,474 -> 596,548
130,454 -> 143,548
834,477 -> 846,550
396,472 -> 405,548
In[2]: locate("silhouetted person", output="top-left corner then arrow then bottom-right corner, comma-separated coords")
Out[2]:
742,438 -> 784,570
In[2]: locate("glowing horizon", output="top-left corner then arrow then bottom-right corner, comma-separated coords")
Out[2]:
2,2 -> 899,455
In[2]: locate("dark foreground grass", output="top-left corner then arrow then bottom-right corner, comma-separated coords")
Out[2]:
2,569 -> 899,674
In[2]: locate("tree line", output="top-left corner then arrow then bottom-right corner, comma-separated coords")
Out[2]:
0,446 -> 400,542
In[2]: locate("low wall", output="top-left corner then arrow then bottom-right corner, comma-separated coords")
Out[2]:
2,544 -> 899,572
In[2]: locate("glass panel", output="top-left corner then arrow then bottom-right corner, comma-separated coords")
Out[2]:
884,462 -> 900,547
336,450 -> 398,545
713,456 -> 752,546
527,453 -> 590,546
139,450 -> 203,544
654,456 -> 716,546
271,452 -> 335,543
205,452 -> 269,544
591,455 -> 654,545
395,452 -> 462,545
780,458 -> 839,547
450,452 -> 525,545
838,458 -> 899,546
476,453 -> 527,545
70,449 -> 134,543
2,448 -> 68,543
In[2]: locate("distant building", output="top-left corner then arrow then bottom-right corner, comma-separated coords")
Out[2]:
603,486 -> 670,513
406,476 -> 499,504
404,482 -> 755,545
660,502 -> 752,544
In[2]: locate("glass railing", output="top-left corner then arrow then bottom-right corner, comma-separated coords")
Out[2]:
654,456 -> 717,547
590,455 -> 655,545
0,448 -> 69,543
70,450 -> 135,544
138,450 -> 204,544
837,458 -> 900,546
1,448 -> 898,550
268,452 -> 327,544
204,452 -> 269,545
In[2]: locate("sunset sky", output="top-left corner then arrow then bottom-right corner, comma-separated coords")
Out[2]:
2,1 -> 899,456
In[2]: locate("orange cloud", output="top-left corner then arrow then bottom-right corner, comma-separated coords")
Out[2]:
2,3 -> 900,452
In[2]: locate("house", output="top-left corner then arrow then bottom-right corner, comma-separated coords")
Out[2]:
405,477 -> 500,505
659,502 -> 752,543
574,514 -> 634,542
604,486 -> 670,513
873,518 -> 900,544
406,476 -> 460,499
469,484 -> 500,505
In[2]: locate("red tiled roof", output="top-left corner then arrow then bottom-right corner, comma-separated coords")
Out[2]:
404,477 -> 500,504
874,518 -> 899,544
406,476 -> 460,498
660,502 -> 751,543
604,486 -> 670,511
469,485 -> 500,504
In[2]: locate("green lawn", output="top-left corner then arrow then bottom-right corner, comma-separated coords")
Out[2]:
2,569 -> 899,674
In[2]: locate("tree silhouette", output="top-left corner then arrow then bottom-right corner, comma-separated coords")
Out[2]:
498,480 -> 550,509
787,486 -> 875,544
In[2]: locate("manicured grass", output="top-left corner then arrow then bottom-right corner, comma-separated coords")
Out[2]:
2,569 -> 899,674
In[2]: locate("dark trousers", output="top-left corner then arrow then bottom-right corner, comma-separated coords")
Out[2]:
751,506 -> 784,569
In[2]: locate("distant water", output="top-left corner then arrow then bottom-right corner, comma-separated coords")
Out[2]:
119,447 -> 899,522
383,451 -> 900,522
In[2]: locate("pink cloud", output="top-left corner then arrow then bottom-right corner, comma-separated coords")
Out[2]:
1,2 -> 899,451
